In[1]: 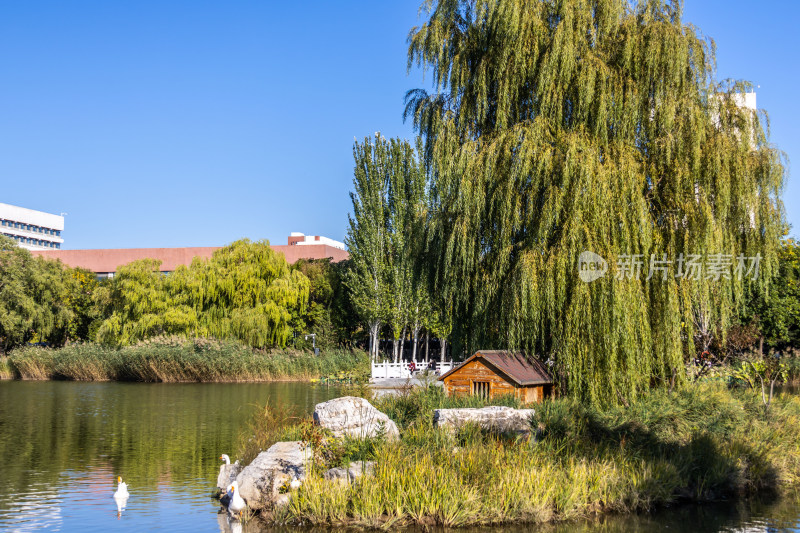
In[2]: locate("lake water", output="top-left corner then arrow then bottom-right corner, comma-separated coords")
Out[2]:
0,380 -> 344,532
0,380 -> 798,532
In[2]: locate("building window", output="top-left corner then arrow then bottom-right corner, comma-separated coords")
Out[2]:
472,381 -> 490,399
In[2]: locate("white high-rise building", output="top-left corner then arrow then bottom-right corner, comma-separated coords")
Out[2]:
0,203 -> 64,250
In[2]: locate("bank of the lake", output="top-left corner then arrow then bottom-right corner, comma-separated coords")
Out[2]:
255,383 -> 800,529
2,338 -> 369,382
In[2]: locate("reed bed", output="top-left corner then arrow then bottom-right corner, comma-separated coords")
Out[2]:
6,337 -> 368,382
261,383 -> 800,528
0,357 -> 14,380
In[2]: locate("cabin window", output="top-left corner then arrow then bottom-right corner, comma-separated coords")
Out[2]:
472,381 -> 490,399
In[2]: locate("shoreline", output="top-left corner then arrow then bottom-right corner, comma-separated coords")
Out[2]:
1,341 -> 369,384
255,490 -> 800,531
241,383 -> 800,530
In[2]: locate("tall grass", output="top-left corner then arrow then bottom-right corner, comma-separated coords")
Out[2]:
267,383 -> 800,528
0,357 -> 15,380
7,337 -> 369,382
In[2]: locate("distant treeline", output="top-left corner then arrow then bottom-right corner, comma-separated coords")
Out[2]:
0,236 -> 361,353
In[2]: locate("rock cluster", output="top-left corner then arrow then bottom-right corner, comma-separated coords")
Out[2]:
224,397 -> 400,511
234,441 -> 312,510
313,396 -> 400,440
433,406 -> 535,436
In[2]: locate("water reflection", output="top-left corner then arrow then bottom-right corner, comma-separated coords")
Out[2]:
0,380 -> 343,532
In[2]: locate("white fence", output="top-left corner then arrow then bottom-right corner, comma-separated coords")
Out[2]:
371,360 -> 455,380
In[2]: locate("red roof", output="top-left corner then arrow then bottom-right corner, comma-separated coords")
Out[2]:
30,244 -> 349,272
438,350 -> 553,386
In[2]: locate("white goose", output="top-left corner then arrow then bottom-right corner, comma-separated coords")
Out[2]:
217,454 -> 242,492
113,476 -> 129,518
113,476 -> 129,499
226,481 -> 246,519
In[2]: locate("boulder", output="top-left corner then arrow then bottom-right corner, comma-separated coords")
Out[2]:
323,466 -> 349,483
347,460 -> 375,481
217,462 -> 242,491
235,441 -> 313,510
433,406 -> 535,436
313,396 -> 399,440
323,461 -> 376,484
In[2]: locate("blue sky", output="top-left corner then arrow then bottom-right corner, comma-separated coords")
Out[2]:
1,1 -> 797,250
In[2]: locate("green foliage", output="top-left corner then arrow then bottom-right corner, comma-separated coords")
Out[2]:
748,237 -> 800,350
731,352 -> 789,409
95,240 -> 309,348
237,403 -> 306,465
345,134 -> 430,360
0,235 -> 74,352
406,0 -> 786,404
373,383 -> 521,429
0,357 -> 14,379
291,259 -> 358,350
7,338 -> 369,382
64,268 -> 101,342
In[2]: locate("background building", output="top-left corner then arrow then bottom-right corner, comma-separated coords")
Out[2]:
0,203 -> 64,250
287,232 -> 345,249
31,234 -> 348,278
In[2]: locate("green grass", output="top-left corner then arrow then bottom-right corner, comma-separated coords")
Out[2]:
251,383 -> 800,528
6,337 -> 369,382
0,357 -> 15,380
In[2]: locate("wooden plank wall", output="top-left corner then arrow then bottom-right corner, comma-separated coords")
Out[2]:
442,358 -> 546,403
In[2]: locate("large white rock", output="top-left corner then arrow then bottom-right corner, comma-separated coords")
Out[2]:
217,462 -> 242,491
313,396 -> 399,440
433,406 -> 535,436
234,441 -> 313,510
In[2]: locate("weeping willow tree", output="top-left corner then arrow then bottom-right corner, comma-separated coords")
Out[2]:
406,0 -> 786,404
96,240 -> 309,348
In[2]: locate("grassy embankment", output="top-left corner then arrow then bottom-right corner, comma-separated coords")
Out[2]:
1,336 -> 369,382
243,382 -> 800,529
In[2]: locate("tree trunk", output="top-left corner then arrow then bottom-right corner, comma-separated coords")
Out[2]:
393,338 -> 399,363
411,328 -> 419,362
401,325 -> 407,361
369,321 -> 380,361
425,332 -> 429,363
440,338 -> 447,363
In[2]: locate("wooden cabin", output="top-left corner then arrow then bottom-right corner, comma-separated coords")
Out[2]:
438,350 -> 553,403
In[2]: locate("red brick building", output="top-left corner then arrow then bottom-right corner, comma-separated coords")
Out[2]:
30,234 -> 348,278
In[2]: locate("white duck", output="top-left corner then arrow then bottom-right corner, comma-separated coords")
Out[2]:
217,454 -> 242,492
226,481 -> 246,519
113,476 -> 129,499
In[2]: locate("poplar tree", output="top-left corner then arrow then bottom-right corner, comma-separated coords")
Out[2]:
346,135 -> 391,360
346,134 -> 427,361
386,138 -> 427,362
406,0 -> 786,404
